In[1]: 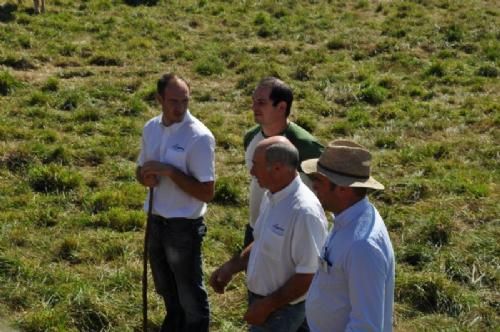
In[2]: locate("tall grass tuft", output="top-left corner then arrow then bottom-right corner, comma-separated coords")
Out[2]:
396,273 -> 476,317
28,164 -> 82,193
0,70 -> 22,95
214,177 -> 243,206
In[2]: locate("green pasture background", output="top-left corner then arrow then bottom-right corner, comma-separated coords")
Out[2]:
0,0 -> 498,331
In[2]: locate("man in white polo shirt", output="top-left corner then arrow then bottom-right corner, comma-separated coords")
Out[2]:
136,73 -> 215,332
210,136 -> 327,332
302,140 -> 395,332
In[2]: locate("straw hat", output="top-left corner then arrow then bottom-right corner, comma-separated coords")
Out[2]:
301,140 -> 384,190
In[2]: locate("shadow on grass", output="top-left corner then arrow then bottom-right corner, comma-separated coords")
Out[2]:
123,0 -> 159,6
0,3 -> 16,22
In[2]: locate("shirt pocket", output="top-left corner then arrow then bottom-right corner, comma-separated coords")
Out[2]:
165,147 -> 187,170
260,225 -> 285,260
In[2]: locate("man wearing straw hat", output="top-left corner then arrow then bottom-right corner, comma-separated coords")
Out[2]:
302,140 -> 395,332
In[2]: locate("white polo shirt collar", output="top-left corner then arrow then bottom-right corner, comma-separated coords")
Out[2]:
156,110 -> 193,132
265,175 -> 301,206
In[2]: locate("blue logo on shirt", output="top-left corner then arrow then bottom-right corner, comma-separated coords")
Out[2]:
271,224 -> 285,236
172,144 -> 185,152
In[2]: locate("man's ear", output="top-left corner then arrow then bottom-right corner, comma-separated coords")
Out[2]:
268,161 -> 282,174
276,101 -> 287,114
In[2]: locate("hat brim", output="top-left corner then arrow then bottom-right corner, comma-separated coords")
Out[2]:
301,159 -> 384,190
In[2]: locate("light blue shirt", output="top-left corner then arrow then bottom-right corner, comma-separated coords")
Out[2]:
306,197 -> 395,332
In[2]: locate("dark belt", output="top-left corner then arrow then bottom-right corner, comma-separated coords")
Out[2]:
249,291 -> 305,305
151,215 -> 203,223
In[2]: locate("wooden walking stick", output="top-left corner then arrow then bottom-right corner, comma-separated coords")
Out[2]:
143,187 -> 154,332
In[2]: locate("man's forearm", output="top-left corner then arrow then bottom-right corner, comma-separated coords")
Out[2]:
265,273 -> 314,311
168,167 -> 214,203
226,242 -> 252,275
210,243 -> 252,294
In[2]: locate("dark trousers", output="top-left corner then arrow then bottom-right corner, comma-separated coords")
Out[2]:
244,226 -> 309,332
248,292 -> 309,332
148,215 -> 209,332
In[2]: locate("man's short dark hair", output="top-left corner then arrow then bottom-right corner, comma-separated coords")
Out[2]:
258,77 -> 293,117
352,187 -> 368,198
329,182 -> 367,198
265,142 -> 299,170
157,73 -> 190,96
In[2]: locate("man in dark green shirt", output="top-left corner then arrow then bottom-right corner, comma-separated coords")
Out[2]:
243,77 -> 324,247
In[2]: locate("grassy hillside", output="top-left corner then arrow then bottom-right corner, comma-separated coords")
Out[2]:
0,0 -> 498,331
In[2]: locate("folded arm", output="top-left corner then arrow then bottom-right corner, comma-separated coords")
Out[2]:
138,162 -> 214,202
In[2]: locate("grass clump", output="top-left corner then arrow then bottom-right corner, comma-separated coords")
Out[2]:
43,146 -> 73,165
42,77 -> 60,92
31,207 -> 60,227
0,70 -> 22,95
85,190 -> 126,213
74,109 -> 101,122
55,238 -> 80,263
358,83 -> 388,105
421,218 -> 453,247
17,308 -> 68,332
326,37 -> 346,50
57,89 -> 86,111
425,62 -> 446,77
294,113 -> 318,134
213,177 -> 243,205
123,97 -> 147,116
1,147 -> 35,172
27,91 -> 51,106
374,135 -> 398,149
329,120 -> 353,136
396,273 -> 476,317
476,65 -> 498,78
346,107 -> 373,128
378,181 -> 428,204
443,24 -> 464,43
90,208 -> 144,232
84,186 -> 143,213
0,55 -> 36,70
398,244 -> 433,269
123,0 -> 159,6
89,54 -> 123,66
195,54 -> 225,76
0,256 -> 21,278
28,164 -> 82,193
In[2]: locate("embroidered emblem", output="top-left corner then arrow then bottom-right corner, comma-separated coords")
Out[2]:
271,223 -> 285,236
172,144 -> 185,152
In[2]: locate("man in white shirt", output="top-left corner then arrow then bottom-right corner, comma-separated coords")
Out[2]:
136,73 -> 215,332
302,140 -> 395,332
210,136 -> 328,332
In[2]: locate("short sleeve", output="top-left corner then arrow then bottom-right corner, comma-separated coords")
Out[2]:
291,212 -> 327,273
187,135 -> 215,182
136,135 -> 146,167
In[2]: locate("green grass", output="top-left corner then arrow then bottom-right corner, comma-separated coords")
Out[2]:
0,0 -> 499,331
